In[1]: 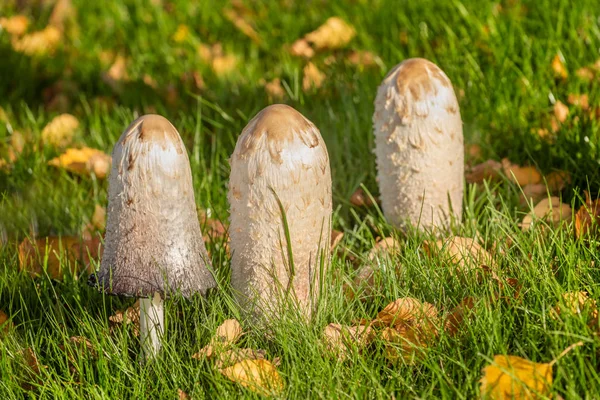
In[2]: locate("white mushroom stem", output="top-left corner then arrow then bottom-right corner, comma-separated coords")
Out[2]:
139,292 -> 164,360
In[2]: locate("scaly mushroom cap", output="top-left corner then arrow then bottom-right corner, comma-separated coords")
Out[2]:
95,114 -> 216,298
373,58 -> 464,231
228,104 -> 332,320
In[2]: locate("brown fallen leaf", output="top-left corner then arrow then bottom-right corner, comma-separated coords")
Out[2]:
465,159 -> 502,184
109,300 -> 140,336
0,15 -> 29,36
551,53 -> 568,80
178,389 -> 189,400
424,236 -> 494,272
305,17 -> 356,50
330,230 -> 344,253
554,100 -> 570,123
302,62 -> 325,91
59,336 -> 98,362
520,197 -> 572,231
350,187 -> 375,207
41,113 -> 79,148
48,147 -> 111,179
567,94 -> 589,110
346,50 -> 381,68
193,319 -> 243,358
12,26 -> 61,56
480,342 -> 583,400
102,54 -> 129,92
466,143 -> 483,161
519,183 -> 548,207
21,347 -> 44,388
289,39 -> 315,58
18,236 -> 102,279
220,359 -> 284,396
0,310 -> 13,336
48,0 -> 75,32
368,237 -> 401,261
575,67 -> 595,81
574,191 -> 600,239
546,170 -> 571,193
444,297 -> 476,337
379,324 -> 431,365
372,297 -> 437,329
323,323 -> 374,360
264,78 -> 285,100
501,158 -> 542,186
551,291 -> 598,327
223,8 -> 261,44
214,348 -> 267,369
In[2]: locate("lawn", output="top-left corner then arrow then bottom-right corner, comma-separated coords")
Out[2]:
1,0 -> 600,398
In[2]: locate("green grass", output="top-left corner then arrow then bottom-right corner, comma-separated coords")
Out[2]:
1,0 -> 600,398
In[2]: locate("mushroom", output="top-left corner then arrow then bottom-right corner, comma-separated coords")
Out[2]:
92,114 -> 216,359
228,104 -> 332,321
373,58 -> 464,232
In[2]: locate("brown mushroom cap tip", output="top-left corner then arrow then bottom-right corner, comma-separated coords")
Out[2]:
386,58 -> 452,100
126,114 -> 179,144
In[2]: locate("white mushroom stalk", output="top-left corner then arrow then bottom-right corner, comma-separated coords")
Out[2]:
373,58 -> 464,232
93,114 -> 216,360
228,104 -> 332,321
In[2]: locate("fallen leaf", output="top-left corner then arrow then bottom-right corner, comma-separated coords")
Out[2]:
379,324 -> 429,364
194,319 -> 243,358
545,170 -> 571,192
424,236 -> 494,272
220,359 -> 284,396
567,94 -> 589,110
466,144 -> 483,161
0,15 -> 29,36
289,39 -> 315,58
48,147 -> 111,179
102,54 -> 129,91
480,355 -> 553,399
18,236 -> 102,279
551,54 -> 568,79
12,26 -> 61,56
302,62 -> 325,91
444,297 -> 476,337
41,113 -> 79,147
109,300 -> 140,336
223,8 -> 261,44
48,0 -> 74,31
330,230 -> 344,252
178,389 -> 189,400
0,310 -> 13,336
575,67 -> 595,81
212,54 -> 238,77
172,24 -> 190,43
59,336 -> 98,359
346,50 -> 381,68
521,197 -> 572,231
501,158 -> 542,186
554,101 -> 569,123
372,297 -> 437,328
575,191 -> 600,239
323,323 -> 373,360
305,17 -> 356,50
519,183 -> 548,206
350,187 -> 375,207
264,78 -> 285,100
552,291 -> 598,327
368,237 -> 401,260
214,348 -> 267,369
465,159 -> 502,184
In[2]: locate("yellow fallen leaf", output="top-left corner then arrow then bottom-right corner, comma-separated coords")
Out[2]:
48,147 -> 111,179
574,191 -> 600,239
305,17 -> 356,50
372,297 -> 437,328
323,323 -> 373,360
302,62 -> 325,91
553,100 -> 569,123
41,113 -> 79,147
12,26 -> 61,56
212,54 -> 238,77
551,53 -> 568,79
0,15 -> 29,36
379,324 -> 429,365
220,359 -> 284,396
521,197 -> 572,231
567,94 -> 589,110
223,8 -> 261,44
264,78 -> 285,100
289,38 -> 315,58
172,24 -> 190,43
214,348 -> 267,369
501,158 -> 542,186
424,236 -> 494,272
552,291 -> 598,325
480,355 -> 552,399
193,319 -> 243,358
346,50 -> 381,68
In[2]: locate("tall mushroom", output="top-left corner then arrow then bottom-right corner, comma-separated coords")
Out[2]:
92,114 -> 216,359
373,58 -> 464,232
228,104 -> 332,321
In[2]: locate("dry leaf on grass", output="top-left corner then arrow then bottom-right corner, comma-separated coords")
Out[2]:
444,297 -> 476,337
0,15 -> 29,36
346,50 -> 382,68
368,237 -> 401,261
424,236 -> 494,273
223,8 -> 261,44
305,17 -> 355,50
379,325 -> 430,364
551,291 -> 598,327
193,319 -> 243,359
554,100 -> 570,123
480,342 -> 583,400
289,39 -> 315,58
102,54 -> 129,92
323,323 -> 374,360
48,0 -> 75,32
567,94 -> 589,110
302,62 -> 325,91
0,310 -> 13,336
41,114 -> 79,147
372,297 -> 438,329
214,348 -> 267,369
220,359 -> 284,396
264,78 -> 285,100
330,230 -> 344,253
18,236 -> 102,279
178,389 -> 189,400
501,159 -> 541,186
48,147 -> 111,179
551,53 -> 568,79
109,300 -> 140,336
465,159 -> 502,184
575,192 -> 600,239
11,26 -> 61,56
546,170 -> 571,192
350,187 -> 375,207
520,197 -> 572,231
575,67 -> 595,81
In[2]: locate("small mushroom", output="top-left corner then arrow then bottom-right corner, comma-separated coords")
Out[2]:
228,104 -> 332,321
92,114 -> 216,359
373,58 -> 464,232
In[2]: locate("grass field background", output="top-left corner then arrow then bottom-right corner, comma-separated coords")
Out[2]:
1,0 -> 600,398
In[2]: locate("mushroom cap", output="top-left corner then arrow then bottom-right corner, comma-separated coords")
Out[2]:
93,114 -> 216,298
228,104 -> 332,320
373,58 -> 464,231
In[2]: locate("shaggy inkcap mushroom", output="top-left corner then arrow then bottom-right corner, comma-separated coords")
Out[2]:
228,104 -> 332,321
93,114 -> 216,358
373,58 -> 464,232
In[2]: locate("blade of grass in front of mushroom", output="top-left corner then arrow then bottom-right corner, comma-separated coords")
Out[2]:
269,187 -> 296,295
